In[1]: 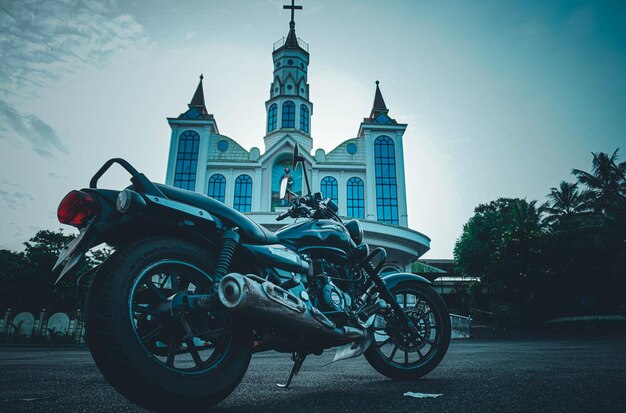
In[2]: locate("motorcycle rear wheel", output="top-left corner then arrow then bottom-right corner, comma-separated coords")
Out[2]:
364,281 -> 451,380
85,236 -> 251,411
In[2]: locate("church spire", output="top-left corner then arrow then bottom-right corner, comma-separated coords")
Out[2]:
189,74 -> 207,115
282,0 -> 304,49
370,80 -> 388,118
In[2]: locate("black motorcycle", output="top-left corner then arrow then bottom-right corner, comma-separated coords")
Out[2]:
53,144 -> 450,411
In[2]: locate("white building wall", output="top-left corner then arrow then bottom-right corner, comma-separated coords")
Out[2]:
394,129 -> 409,227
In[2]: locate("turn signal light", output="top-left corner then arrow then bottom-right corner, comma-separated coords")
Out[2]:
57,190 -> 96,227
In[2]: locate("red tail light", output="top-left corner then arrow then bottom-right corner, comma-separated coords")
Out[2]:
57,190 -> 96,226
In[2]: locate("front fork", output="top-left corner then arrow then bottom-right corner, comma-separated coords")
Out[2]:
360,248 -> 419,336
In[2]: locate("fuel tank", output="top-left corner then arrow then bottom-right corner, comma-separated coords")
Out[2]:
275,219 -> 353,255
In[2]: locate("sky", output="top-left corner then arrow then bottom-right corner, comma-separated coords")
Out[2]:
0,0 -> 625,258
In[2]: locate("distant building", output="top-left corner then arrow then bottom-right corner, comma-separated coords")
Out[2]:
164,5 -> 430,272
414,259 -> 478,315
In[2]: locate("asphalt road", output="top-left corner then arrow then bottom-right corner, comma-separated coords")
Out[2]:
1,331 -> 625,412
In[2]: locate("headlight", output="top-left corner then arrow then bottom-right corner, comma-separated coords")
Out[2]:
344,219 -> 363,244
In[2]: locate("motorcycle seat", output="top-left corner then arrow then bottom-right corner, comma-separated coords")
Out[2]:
153,183 -> 280,245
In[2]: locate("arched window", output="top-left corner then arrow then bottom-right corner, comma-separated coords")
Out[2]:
282,101 -> 295,128
207,174 -> 226,203
173,130 -> 200,190
374,136 -> 398,224
346,177 -> 365,219
320,176 -> 338,205
233,174 -> 253,212
299,104 -> 309,133
267,103 -> 277,132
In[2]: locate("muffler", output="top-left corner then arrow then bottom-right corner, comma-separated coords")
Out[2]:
218,273 -> 366,341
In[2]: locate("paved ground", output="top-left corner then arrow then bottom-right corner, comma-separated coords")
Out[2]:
1,331 -> 625,412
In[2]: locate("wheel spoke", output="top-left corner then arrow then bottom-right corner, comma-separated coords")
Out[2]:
133,305 -> 158,316
377,337 -> 392,348
145,281 -> 167,302
404,350 -> 409,365
170,273 -> 180,293
185,338 -> 203,366
389,345 -> 398,360
166,339 -> 179,366
141,325 -> 164,343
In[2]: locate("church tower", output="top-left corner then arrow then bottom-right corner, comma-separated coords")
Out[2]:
165,75 -> 219,191
359,81 -> 409,227
263,1 -> 313,153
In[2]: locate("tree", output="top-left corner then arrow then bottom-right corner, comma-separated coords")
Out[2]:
0,229 -> 112,313
542,181 -> 591,227
454,198 -> 549,323
572,148 -> 626,217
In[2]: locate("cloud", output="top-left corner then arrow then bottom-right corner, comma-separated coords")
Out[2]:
0,99 -> 68,158
0,0 -> 148,99
0,188 -> 35,210
0,0 -> 148,158
46,171 -> 66,180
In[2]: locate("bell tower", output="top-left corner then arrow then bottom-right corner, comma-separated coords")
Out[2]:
264,0 -> 313,153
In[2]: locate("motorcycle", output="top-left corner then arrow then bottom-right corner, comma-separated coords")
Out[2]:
53,144 -> 451,411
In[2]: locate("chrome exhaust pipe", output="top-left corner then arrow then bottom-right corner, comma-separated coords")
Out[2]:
218,273 -> 366,341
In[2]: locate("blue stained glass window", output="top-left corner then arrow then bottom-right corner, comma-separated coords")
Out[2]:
299,104 -> 309,133
282,101 -> 295,128
374,136 -> 398,224
320,176 -> 338,205
233,174 -> 253,212
173,130 -> 200,190
208,174 -> 226,203
346,177 -> 365,219
267,103 -> 278,132
217,140 -> 229,152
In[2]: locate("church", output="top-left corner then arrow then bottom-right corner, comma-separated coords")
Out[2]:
164,4 -> 430,273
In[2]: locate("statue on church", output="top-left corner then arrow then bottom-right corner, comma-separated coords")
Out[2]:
279,167 -> 294,206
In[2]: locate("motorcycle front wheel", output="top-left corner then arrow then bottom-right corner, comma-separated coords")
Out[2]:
85,236 -> 252,411
364,281 -> 451,380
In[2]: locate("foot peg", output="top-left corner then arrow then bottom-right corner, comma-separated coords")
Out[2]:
277,352 -> 306,388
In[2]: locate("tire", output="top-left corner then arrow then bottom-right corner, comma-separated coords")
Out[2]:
84,236 -> 252,411
364,281 -> 451,380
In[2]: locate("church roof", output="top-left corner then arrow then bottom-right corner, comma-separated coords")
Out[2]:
370,80 -> 388,118
190,74 -> 206,108
363,81 -> 397,125
285,23 -> 299,48
178,74 -> 213,120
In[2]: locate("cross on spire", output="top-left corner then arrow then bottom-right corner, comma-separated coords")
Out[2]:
283,0 -> 303,27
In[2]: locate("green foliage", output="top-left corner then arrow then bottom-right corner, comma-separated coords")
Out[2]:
455,198 -> 549,322
0,229 -> 112,313
455,148 -> 626,323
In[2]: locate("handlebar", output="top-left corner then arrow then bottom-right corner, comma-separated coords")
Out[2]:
275,193 -> 341,223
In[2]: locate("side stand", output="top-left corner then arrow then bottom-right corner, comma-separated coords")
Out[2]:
277,352 -> 307,388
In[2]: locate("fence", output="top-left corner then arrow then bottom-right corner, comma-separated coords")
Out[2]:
1,308 -> 472,343
0,308 -> 85,343
450,313 -> 472,338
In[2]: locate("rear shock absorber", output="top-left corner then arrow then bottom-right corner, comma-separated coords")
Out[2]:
215,228 -> 240,280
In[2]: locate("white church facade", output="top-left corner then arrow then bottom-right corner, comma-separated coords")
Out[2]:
164,7 -> 430,273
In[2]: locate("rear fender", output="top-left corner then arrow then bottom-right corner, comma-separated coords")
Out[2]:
53,188 -> 220,284
381,272 -> 431,291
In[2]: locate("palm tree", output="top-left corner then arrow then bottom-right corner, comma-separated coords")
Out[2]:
572,148 -> 626,216
512,199 -> 542,229
542,181 -> 590,226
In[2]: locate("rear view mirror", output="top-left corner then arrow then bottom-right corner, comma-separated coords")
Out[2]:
279,176 -> 289,199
